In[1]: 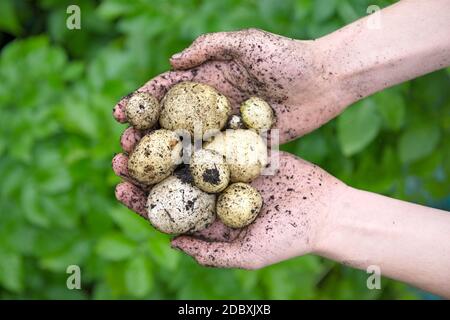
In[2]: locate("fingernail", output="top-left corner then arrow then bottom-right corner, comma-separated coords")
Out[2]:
171,243 -> 183,251
171,52 -> 182,60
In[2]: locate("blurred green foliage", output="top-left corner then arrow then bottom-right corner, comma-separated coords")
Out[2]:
0,0 -> 448,299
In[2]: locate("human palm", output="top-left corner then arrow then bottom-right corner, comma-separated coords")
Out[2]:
114,29 -> 342,144
172,151 -> 343,268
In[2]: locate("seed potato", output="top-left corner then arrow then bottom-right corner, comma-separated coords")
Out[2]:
190,149 -> 230,193
240,97 -> 275,133
204,129 -> 268,183
128,129 -> 182,185
216,183 -> 263,228
147,169 -> 216,234
125,92 -> 161,130
159,81 -> 231,137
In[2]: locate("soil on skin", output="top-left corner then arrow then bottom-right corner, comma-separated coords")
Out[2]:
202,167 -> 220,185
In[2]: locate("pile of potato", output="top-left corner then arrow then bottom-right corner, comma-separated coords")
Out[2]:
122,81 -> 275,234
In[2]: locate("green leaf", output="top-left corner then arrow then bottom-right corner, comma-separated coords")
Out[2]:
398,125 -> 440,164
21,182 -> 50,228
0,139 -> 5,157
307,20 -> 341,38
109,207 -> 151,241
375,91 -> 405,130
96,233 -> 136,261
93,281 -> 114,299
337,100 -> 381,156
125,255 -> 153,297
260,257 -> 323,299
443,140 -> 450,176
56,98 -> 98,139
293,131 -> 329,163
39,166 -> 72,195
0,249 -> 23,292
0,1 -> 22,35
39,240 -> 90,272
337,1 -> 359,23
105,263 -> 127,297
147,237 -> 179,271
97,0 -> 134,20
234,269 -> 259,292
294,0 -> 313,20
410,150 -> 442,176
63,61 -> 85,81
313,0 -> 337,22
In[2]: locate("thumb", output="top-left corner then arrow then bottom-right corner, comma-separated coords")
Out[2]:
170,31 -> 241,70
171,236 -> 259,269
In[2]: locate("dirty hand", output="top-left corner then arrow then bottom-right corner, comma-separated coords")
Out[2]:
113,132 -> 345,269
171,151 -> 345,269
113,28 -> 345,144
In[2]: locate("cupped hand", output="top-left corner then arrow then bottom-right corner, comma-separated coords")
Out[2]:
171,151 -> 345,269
113,28 -> 345,143
114,140 -> 345,268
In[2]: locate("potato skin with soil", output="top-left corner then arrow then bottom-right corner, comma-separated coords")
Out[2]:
159,81 -> 231,137
128,129 -> 182,185
227,114 -> 245,130
204,129 -> 268,183
147,173 -> 216,234
125,92 -> 161,130
216,183 -> 263,228
240,97 -> 275,133
190,149 -> 230,193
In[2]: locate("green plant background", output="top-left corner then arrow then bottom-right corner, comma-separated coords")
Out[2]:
0,0 -> 449,299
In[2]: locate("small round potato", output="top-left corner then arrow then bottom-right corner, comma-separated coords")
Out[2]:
147,170 -> 216,234
159,81 -> 231,138
227,114 -> 245,130
190,149 -> 230,193
240,97 -> 275,133
216,183 -> 263,228
128,129 -> 182,185
204,129 -> 268,183
125,92 -> 161,130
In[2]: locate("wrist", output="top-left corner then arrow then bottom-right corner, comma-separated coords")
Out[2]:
313,34 -> 364,110
311,182 -> 356,258
291,38 -> 354,126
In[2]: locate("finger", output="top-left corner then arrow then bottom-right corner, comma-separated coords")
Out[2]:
112,96 -> 129,123
170,31 -> 242,70
120,127 -> 144,153
192,220 -> 241,242
112,70 -> 193,123
112,153 -> 149,189
112,153 -> 131,180
115,182 -> 148,218
172,236 -> 259,269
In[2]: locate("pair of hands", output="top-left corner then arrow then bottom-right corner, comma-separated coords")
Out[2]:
112,29 -> 348,268
112,2 -> 450,298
